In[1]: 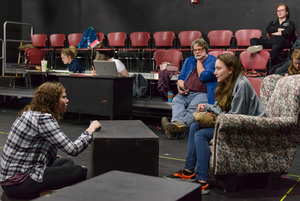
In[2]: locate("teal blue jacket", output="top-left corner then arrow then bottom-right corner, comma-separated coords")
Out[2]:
178,54 -> 217,104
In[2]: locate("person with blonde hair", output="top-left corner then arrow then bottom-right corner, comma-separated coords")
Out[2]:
61,46 -> 85,73
164,54 -> 265,195
274,48 -> 300,76
0,82 -> 101,199
287,48 -> 300,75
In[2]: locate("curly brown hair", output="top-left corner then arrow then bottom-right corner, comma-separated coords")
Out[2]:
214,53 -> 244,112
19,82 -> 66,123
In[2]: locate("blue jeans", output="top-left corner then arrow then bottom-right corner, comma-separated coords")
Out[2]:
184,122 -> 214,181
171,92 -> 208,127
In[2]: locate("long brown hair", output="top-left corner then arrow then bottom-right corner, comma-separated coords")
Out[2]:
288,48 -> 300,75
214,53 -> 243,112
19,82 -> 65,123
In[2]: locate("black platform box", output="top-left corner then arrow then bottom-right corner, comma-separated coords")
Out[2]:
35,171 -> 202,201
91,120 -> 159,177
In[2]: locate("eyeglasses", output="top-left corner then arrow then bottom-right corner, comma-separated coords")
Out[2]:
277,9 -> 286,13
193,48 -> 205,52
293,62 -> 300,66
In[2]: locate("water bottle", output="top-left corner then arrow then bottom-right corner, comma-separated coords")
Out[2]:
168,91 -> 173,102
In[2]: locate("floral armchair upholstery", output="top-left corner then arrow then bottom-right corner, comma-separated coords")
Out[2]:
210,74 -> 300,178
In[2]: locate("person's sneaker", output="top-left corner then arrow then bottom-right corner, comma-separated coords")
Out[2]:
164,169 -> 195,181
161,116 -> 170,131
247,45 -> 263,53
166,121 -> 187,133
193,180 -> 210,195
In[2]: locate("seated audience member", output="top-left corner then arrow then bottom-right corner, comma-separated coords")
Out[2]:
94,53 -> 129,77
61,46 -> 85,73
164,53 -> 266,195
275,48 -> 300,76
271,39 -> 300,74
0,82 -> 102,199
161,38 -> 217,139
247,3 -> 296,65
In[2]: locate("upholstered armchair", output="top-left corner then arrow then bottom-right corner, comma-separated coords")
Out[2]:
210,74 -> 300,191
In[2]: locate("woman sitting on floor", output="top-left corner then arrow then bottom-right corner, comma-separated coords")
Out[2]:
0,82 -> 101,199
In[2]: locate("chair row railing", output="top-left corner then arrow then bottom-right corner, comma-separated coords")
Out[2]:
2,21 -> 33,76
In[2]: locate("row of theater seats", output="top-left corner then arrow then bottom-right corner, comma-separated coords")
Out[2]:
30,29 -> 265,51
26,30 -> 272,73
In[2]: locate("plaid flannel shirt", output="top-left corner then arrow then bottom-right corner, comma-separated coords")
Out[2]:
0,110 -> 92,183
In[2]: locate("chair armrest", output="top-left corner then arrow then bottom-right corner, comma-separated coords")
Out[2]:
210,113 -> 298,175
215,113 -> 296,131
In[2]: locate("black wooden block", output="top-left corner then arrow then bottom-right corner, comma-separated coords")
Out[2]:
92,120 -> 159,177
59,76 -> 133,119
34,171 -> 202,201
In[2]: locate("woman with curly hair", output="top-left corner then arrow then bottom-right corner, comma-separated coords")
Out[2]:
164,54 -> 266,195
0,82 -> 101,199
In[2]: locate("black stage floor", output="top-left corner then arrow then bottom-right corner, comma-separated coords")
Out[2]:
0,101 -> 300,201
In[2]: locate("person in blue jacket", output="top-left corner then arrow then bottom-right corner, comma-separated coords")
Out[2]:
161,38 -> 217,139
61,46 -> 85,73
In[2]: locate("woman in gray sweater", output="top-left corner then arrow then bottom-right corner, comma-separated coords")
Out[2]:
164,53 -> 266,195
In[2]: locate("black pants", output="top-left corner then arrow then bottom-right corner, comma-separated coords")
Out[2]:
250,36 -> 290,65
274,59 -> 291,75
1,158 -> 87,199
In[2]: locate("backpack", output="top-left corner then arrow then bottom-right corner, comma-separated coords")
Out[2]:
132,74 -> 148,98
292,38 -> 300,51
78,27 -> 98,49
